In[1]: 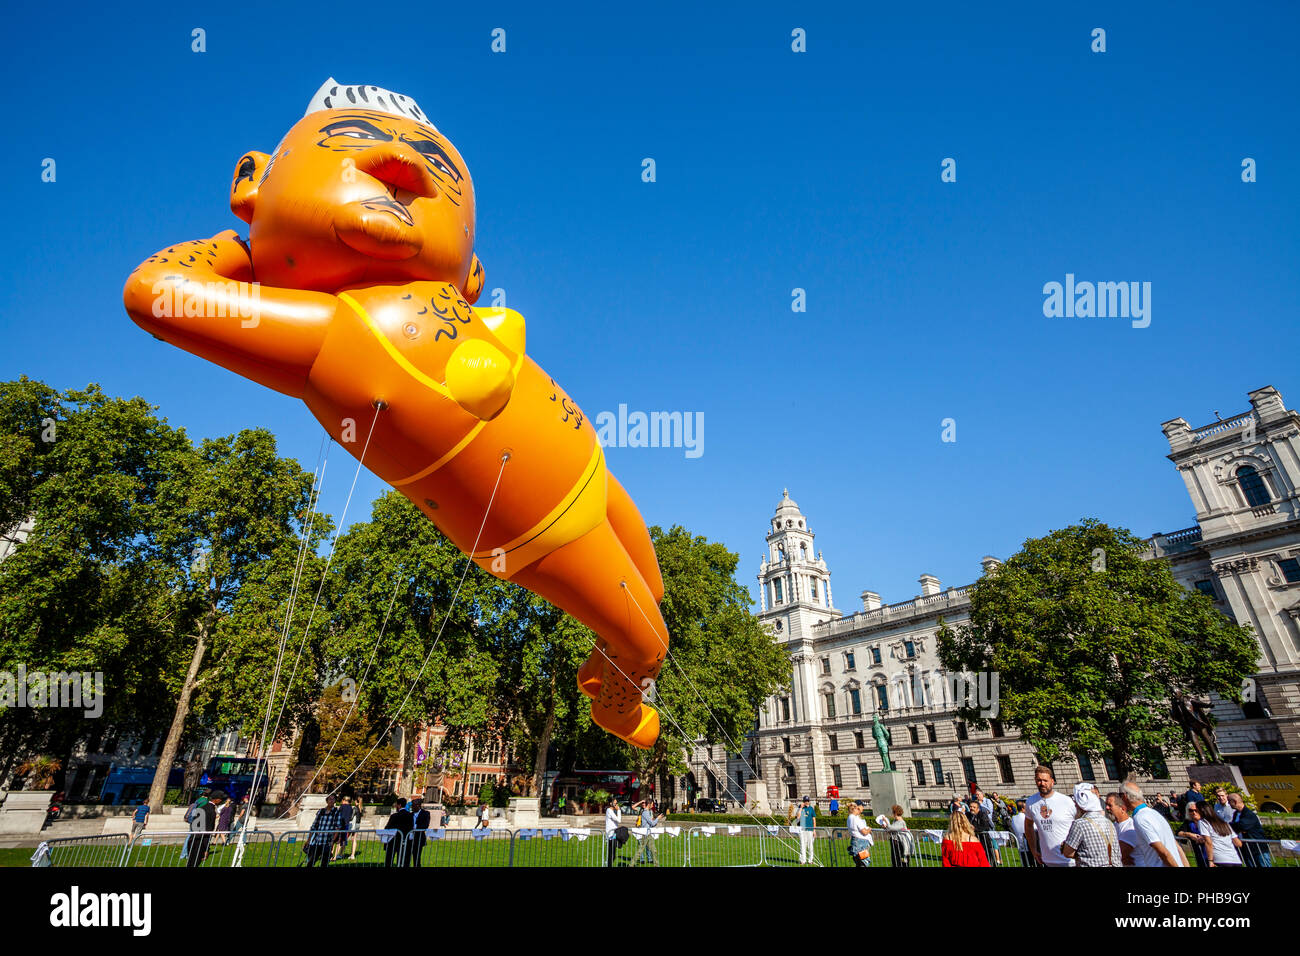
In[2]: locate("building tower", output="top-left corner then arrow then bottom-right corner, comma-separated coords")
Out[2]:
753,490 -> 842,804
757,489 -> 839,642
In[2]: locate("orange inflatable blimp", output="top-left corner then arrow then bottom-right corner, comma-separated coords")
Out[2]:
124,79 -> 667,748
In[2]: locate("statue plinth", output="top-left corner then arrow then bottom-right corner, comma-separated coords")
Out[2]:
1185,763 -> 1248,792
868,771 -> 910,818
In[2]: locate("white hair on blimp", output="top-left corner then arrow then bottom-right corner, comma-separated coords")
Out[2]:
305,77 -> 436,131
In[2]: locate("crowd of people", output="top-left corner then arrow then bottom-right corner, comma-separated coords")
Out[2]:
888,765 -> 1272,868
304,793 -> 455,867
144,765 -> 1273,870
128,789 -> 256,868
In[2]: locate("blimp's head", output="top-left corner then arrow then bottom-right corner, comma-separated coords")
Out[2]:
229,78 -> 482,300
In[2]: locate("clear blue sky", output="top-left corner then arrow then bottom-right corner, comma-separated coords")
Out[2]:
3,2 -> 1297,609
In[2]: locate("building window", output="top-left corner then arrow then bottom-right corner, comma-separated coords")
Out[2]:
932,759 -> 943,786
773,579 -> 783,604
845,650 -> 855,670
853,731 -> 865,749
1194,580 -> 1217,599
832,765 -> 842,788
926,724 -> 937,743
874,685 -> 888,710
1075,753 -> 1096,781
1237,465 -> 1270,507
1101,754 -> 1119,780
991,719 -> 1004,738
996,755 -> 1015,784
821,657 -> 831,675
811,578 -> 818,600
781,697 -> 791,721
1279,558 -> 1300,584
904,640 -> 915,659
961,757 -> 976,785
782,736 -> 791,754
858,764 -> 870,787
829,733 -> 839,752
908,725 -> 919,745
849,689 -> 862,715
823,693 -> 836,718
955,721 -> 968,741
871,647 -> 882,665
914,760 -> 927,786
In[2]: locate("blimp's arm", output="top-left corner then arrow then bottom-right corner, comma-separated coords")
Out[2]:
123,230 -> 334,398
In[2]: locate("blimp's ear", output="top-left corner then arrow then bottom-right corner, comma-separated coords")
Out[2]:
463,254 -> 485,305
230,151 -> 271,224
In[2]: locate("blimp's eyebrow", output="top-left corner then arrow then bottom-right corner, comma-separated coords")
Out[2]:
403,135 -> 463,182
318,117 -> 393,139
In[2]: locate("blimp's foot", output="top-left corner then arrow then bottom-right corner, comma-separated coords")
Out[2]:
594,701 -> 660,749
577,647 -> 604,700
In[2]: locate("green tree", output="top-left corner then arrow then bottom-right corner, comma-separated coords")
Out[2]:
479,585 -> 594,797
617,526 -> 789,788
937,519 -> 1258,779
0,379 -> 193,787
304,681 -> 399,794
144,429 -> 326,811
322,492 -> 499,795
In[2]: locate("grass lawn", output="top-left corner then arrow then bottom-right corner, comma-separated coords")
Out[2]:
4,830 -> 1290,868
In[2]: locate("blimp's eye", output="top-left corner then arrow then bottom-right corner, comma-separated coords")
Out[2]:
319,119 -> 392,142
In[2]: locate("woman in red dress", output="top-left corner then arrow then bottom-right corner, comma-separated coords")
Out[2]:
942,810 -> 991,867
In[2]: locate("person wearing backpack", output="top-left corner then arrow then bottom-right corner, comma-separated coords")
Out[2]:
185,792 -> 223,868
629,798 -> 663,866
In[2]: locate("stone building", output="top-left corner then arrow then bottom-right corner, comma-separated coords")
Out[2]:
690,385 -> 1300,812
1151,385 -> 1300,752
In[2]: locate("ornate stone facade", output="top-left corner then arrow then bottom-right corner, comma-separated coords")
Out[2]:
687,386 -> 1300,812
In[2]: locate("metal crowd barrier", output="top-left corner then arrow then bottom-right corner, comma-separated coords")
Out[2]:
511,827 -> 607,867
275,828 -> 411,867
34,823 -> 1291,868
118,829 -> 274,868
1175,834 -> 1300,868
814,826 -> 1028,868
415,827 -> 512,867
760,824 -> 829,867
34,833 -> 130,868
683,824 -> 764,867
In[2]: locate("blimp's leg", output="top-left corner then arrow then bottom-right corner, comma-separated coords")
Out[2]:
606,474 -> 665,603
511,519 -> 669,749
575,476 -> 665,702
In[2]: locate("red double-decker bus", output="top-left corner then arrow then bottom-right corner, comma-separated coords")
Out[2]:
551,770 -> 645,809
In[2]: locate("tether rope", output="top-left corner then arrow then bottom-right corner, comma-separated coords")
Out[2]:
241,432 -> 330,831
580,613 -> 819,865
322,453 -> 509,799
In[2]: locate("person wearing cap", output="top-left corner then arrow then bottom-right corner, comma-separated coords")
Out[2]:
1061,782 -> 1120,866
186,791 -> 225,868
795,795 -> 818,865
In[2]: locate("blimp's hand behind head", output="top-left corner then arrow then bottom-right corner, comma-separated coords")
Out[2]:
229,79 -> 484,302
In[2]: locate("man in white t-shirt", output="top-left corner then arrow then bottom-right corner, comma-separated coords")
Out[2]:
1009,799 -> 1028,852
1104,791 -> 1137,866
1120,781 -> 1185,867
1024,765 -> 1076,867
